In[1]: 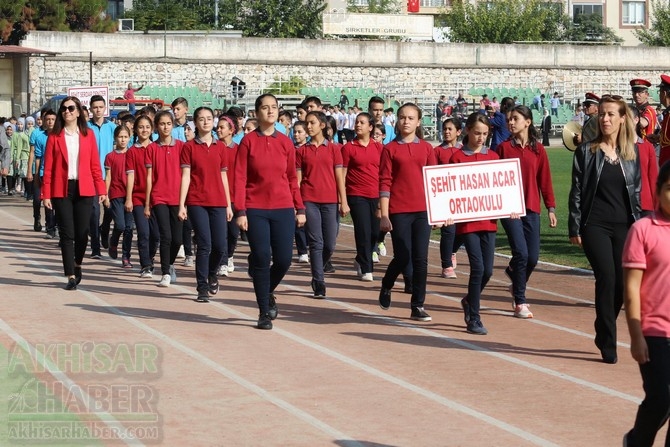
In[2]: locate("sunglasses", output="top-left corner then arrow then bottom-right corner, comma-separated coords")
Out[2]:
60,105 -> 77,113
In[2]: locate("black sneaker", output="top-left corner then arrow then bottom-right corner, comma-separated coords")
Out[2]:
404,277 -> 413,294
257,312 -> 273,330
195,291 -> 210,303
100,226 -> 109,249
379,287 -> 392,310
460,297 -> 471,324
108,245 -> 118,260
34,220 -> 42,232
311,279 -> 326,298
466,320 -> 488,335
208,274 -> 219,295
410,306 -> 432,322
46,230 -> 56,239
65,277 -> 77,290
90,252 -> 102,260
324,261 -> 336,273
268,294 -> 278,320
74,266 -> 82,285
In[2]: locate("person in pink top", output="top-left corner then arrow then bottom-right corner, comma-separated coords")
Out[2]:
497,105 -> 557,319
234,94 -> 305,330
124,82 -> 145,114
623,161 -> 670,447
378,103 -> 436,322
103,126 -> 133,268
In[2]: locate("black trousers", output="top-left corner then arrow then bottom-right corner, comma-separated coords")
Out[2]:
153,204 -> 184,275
348,195 -> 379,274
581,222 -> 629,359
52,180 -> 94,277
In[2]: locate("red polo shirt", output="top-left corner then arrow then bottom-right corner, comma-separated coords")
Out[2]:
180,138 -> 228,207
125,144 -> 149,206
145,138 -> 183,206
434,142 -> 462,165
296,140 -> 343,203
341,138 -> 383,198
104,150 -> 128,200
496,139 -> 556,214
450,147 -> 500,234
234,129 -> 304,213
379,138 -> 436,214
224,142 -> 238,204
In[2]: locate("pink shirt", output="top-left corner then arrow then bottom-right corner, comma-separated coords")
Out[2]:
622,212 -> 670,337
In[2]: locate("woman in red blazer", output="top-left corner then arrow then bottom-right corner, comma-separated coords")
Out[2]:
42,96 -> 107,290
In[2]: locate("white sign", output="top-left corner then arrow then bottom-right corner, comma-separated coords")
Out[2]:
423,159 -> 526,225
67,86 -> 110,117
323,13 -> 434,39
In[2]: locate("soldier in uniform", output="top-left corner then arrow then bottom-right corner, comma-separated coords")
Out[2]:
631,78 -> 658,142
657,75 -> 670,167
574,92 -> 600,146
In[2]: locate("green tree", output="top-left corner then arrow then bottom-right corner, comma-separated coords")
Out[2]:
635,0 -> 670,46
347,0 -> 401,14
564,13 -> 622,43
235,0 -> 327,38
0,1 -> 27,44
124,0 -> 217,31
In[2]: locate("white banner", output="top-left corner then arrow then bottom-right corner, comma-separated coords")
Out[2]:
323,13 -> 434,38
423,159 -> 526,225
67,86 -> 110,117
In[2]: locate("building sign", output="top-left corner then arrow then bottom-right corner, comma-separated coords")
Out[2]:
67,86 -> 110,117
323,13 -> 434,38
423,159 -> 526,225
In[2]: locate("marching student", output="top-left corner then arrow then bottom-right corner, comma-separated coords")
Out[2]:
125,114 -> 159,279
179,107 -> 233,302
234,94 -> 305,330
623,162 -> 670,447
41,97 -> 107,290
146,111 -> 184,287
451,113 -> 500,335
341,112 -> 383,281
435,116 -> 463,279
292,120 -> 310,264
214,114 -> 240,277
378,103 -> 436,321
103,126 -> 134,268
297,111 -> 348,298
497,105 -> 557,319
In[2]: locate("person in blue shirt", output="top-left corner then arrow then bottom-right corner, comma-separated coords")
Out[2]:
368,96 -> 395,144
170,97 -> 188,142
88,95 -> 117,257
27,109 -> 57,235
490,97 -> 515,152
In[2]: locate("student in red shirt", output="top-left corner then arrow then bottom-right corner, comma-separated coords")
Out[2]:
125,114 -> 159,279
178,107 -> 233,303
42,96 -> 107,290
342,112 -> 383,281
103,126 -> 134,268
215,114 -> 240,277
435,117 -> 463,279
497,105 -> 557,319
297,111 -> 348,298
146,111 -> 184,288
293,121 -> 310,264
234,94 -> 306,330
378,103 -> 436,322
451,113 -> 500,335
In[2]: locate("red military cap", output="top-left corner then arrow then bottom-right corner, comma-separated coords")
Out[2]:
630,78 -> 652,90
658,74 -> 670,90
583,92 -> 600,105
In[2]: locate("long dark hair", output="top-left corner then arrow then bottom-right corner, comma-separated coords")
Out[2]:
306,111 -> 329,140
510,105 -> 540,152
133,114 -> 154,144
462,112 -> 490,146
52,96 -> 88,136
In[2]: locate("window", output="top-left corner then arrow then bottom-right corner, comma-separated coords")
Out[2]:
573,4 -> 603,18
351,0 -> 369,5
106,0 -> 124,20
622,1 -> 646,25
420,0 -> 449,6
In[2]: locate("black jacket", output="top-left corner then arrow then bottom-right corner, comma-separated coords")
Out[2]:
568,143 -> 641,237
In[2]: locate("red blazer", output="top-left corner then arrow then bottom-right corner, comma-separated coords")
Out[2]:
42,130 -> 106,199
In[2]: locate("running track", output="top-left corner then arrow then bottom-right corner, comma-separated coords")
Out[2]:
0,195 -> 656,446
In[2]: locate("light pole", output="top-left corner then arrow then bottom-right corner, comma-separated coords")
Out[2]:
214,0 -> 220,28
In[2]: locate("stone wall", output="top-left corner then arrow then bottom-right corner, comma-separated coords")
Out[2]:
22,31 -> 670,112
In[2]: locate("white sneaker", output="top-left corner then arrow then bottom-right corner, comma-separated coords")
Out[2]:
378,242 -> 387,256
217,265 -> 229,277
169,265 -> 177,283
514,303 -> 533,319
360,273 -> 373,282
158,274 -> 171,287
353,260 -> 362,277
139,267 -> 153,278
183,255 -> 194,267
298,253 -> 309,263
176,245 -> 185,259
372,252 -> 379,263
227,257 -> 235,272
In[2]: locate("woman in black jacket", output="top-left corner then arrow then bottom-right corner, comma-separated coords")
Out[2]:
568,95 -> 641,364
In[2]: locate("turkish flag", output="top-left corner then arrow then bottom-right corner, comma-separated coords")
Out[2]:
408,0 -> 420,13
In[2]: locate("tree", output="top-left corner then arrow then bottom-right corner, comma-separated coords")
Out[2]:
236,0 -> 327,38
635,0 -> 670,46
564,13 -> 623,43
124,0 -> 218,31
347,0 -> 401,14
